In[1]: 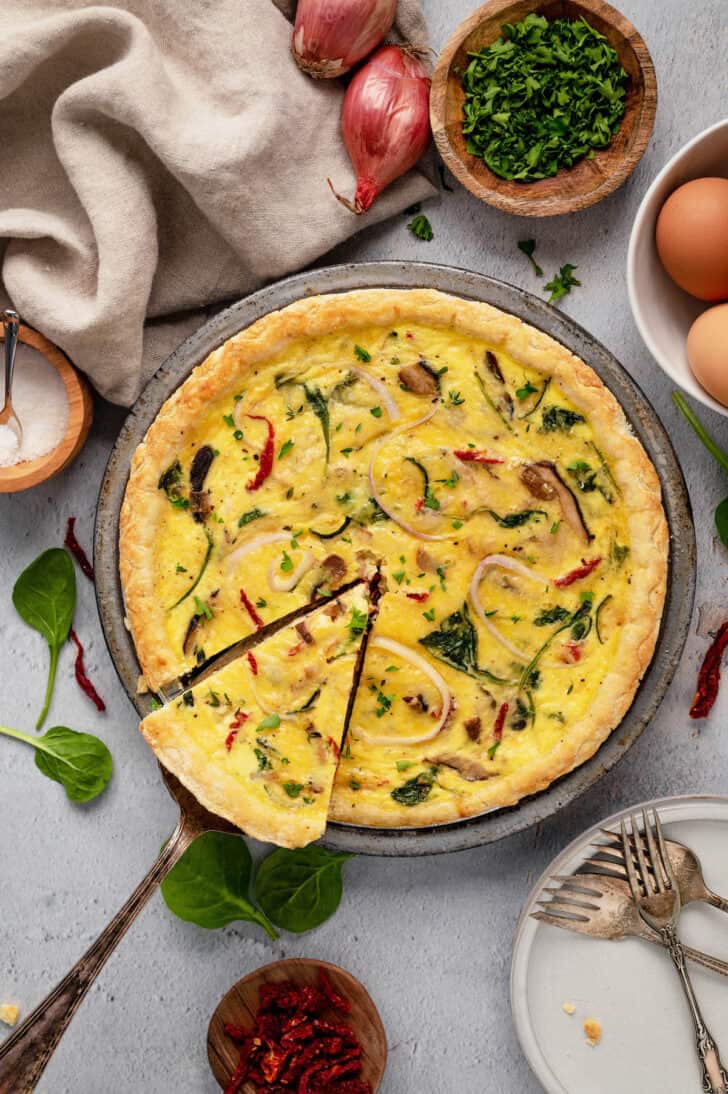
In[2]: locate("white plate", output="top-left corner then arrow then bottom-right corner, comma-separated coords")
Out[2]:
512,796 -> 728,1094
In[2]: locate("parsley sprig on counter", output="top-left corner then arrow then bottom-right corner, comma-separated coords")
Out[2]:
461,13 -> 628,182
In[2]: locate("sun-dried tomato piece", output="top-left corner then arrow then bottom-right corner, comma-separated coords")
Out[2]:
223,1035 -> 257,1094
318,970 -> 352,1014
223,1023 -> 250,1043
326,1081 -> 372,1094
245,414 -> 275,492
313,1020 -> 356,1042
690,620 -> 728,718
493,702 -> 508,742
554,557 -> 602,588
240,586 -> 265,629
260,1044 -> 290,1083
281,1021 -> 316,1047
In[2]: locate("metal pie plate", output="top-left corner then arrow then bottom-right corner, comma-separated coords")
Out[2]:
95,261 -> 695,856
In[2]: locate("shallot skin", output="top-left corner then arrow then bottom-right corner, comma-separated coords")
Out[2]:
293,0 -> 397,79
337,45 -> 432,214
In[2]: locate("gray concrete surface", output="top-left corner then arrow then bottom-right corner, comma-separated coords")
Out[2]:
1,2 -> 726,1090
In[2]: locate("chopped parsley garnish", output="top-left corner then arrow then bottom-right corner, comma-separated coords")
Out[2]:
516,379 -> 538,400
193,596 -> 212,620
283,782 -> 304,798
544,264 -> 581,304
447,390 -> 465,406
408,213 -> 434,241
349,607 -> 368,638
354,344 -> 371,362
336,491 -> 352,504
254,747 -> 272,771
280,551 -> 294,573
222,413 -> 235,427
370,405 -> 383,418
278,439 -> 294,459
517,240 -> 543,277
257,714 -> 281,731
461,13 -> 627,182
175,564 -> 187,573
423,608 -> 436,622
393,570 -> 406,584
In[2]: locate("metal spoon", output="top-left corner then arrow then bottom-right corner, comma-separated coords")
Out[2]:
0,308 -> 22,447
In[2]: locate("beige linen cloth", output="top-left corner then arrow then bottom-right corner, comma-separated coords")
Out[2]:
0,0 -> 435,405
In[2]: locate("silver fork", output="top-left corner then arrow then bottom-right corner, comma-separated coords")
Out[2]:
622,809 -> 728,1094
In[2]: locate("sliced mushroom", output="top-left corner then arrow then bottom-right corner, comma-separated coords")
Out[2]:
398,360 -> 440,396
520,461 -> 593,545
189,445 -> 215,523
416,546 -> 439,573
464,716 -> 482,742
425,753 -> 495,781
322,554 -> 347,585
485,350 -> 505,384
182,613 -> 203,658
403,693 -> 429,713
295,620 -> 315,645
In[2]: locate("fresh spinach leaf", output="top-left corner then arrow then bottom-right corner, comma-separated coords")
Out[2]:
13,548 -> 76,729
238,508 -> 267,527
254,845 -> 352,933
534,606 -> 570,626
0,723 -> 112,802
161,832 -> 277,937
158,461 -> 185,502
304,384 -> 330,463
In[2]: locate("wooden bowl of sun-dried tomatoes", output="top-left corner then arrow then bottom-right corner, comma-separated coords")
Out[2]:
207,959 -> 388,1093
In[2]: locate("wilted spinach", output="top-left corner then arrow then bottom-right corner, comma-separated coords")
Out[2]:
13,548 -> 76,729
487,509 -> 546,528
541,406 -> 585,433
391,768 -> 437,806
304,384 -> 330,463
419,603 -> 507,683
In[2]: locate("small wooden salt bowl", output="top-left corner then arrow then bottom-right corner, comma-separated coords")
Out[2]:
0,325 -> 93,493
431,0 -> 657,217
207,958 -> 388,1092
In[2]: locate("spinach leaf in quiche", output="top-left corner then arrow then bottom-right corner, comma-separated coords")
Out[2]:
419,603 -> 509,683
541,406 -> 585,433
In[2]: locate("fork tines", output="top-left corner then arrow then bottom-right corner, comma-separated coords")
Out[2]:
534,876 -> 604,923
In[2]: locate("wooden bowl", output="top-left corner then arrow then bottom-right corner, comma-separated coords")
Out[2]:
431,0 -> 657,217
0,325 -> 93,493
207,958 -> 388,1092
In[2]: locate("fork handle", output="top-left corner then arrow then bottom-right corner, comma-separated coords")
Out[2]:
660,924 -> 728,1094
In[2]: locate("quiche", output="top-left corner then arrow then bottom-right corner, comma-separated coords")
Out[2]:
140,585 -> 370,848
121,289 -> 667,835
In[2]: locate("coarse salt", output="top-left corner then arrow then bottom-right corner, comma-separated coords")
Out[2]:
0,344 -> 69,467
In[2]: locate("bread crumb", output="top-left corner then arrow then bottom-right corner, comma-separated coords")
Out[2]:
583,1018 -> 602,1046
0,1004 -> 19,1027
562,1002 -> 576,1015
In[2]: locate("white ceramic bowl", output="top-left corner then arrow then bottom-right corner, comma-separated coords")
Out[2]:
627,118 -> 728,417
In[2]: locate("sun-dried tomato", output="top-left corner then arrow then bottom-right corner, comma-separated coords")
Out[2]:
318,970 -> 352,1014
554,557 -> 602,588
493,702 -> 508,742
64,516 -> 95,581
453,449 -> 504,465
246,414 -> 275,492
224,972 -> 366,1093
241,587 -> 265,629
405,591 -> 429,602
690,621 -> 728,719
247,650 -> 259,675
68,629 -> 106,712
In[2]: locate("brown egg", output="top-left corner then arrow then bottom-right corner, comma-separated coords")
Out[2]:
656,177 -> 728,301
687,304 -> 728,406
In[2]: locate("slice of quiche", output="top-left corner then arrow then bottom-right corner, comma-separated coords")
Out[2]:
140,584 -> 370,848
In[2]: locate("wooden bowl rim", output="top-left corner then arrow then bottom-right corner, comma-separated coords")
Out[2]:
431,0 -> 658,217
206,957 -> 388,1092
0,325 -> 93,493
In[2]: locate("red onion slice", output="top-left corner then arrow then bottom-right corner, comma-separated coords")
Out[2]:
267,551 -> 315,593
226,532 -> 290,573
349,366 -> 401,421
469,554 -> 550,661
353,635 -> 451,745
368,408 -> 451,542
